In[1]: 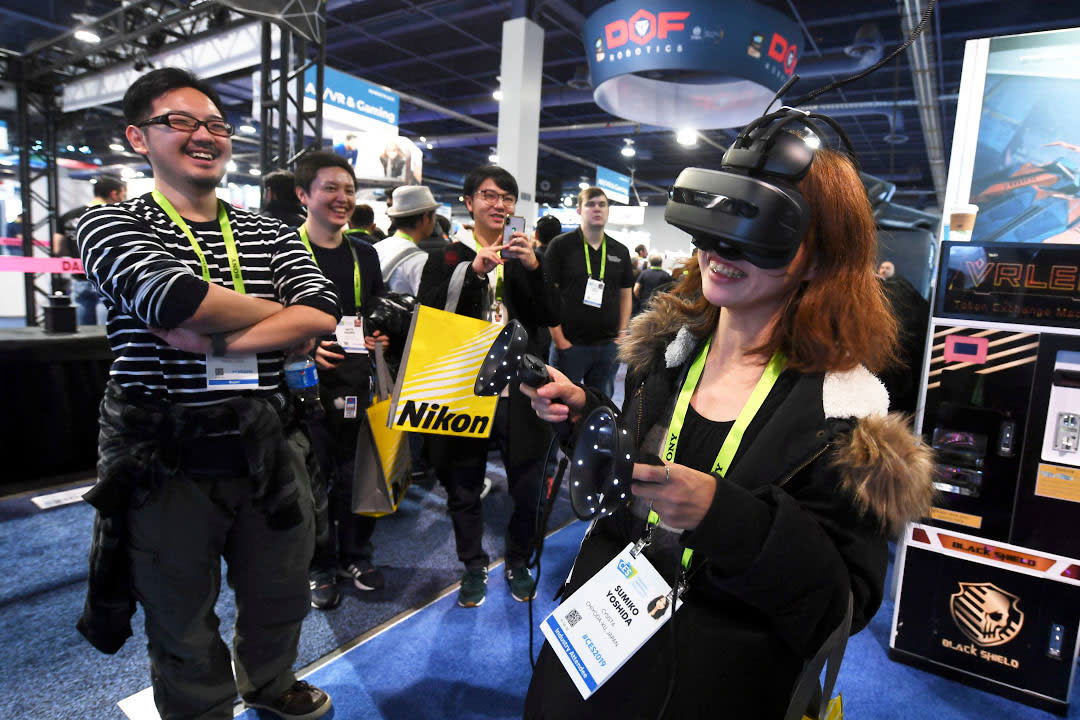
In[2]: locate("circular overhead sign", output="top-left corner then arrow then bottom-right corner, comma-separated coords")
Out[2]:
584,0 -> 802,129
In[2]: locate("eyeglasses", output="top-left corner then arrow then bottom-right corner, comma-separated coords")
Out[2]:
136,112 -> 235,137
475,189 -> 516,206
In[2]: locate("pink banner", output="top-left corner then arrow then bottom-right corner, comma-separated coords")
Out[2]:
0,256 -> 85,274
0,237 -> 51,250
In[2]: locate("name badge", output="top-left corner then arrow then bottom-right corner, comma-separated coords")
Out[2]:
540,543 -> 680,700
583,277 -> 605,308
205,354 -> 260,389
336,316 -> 368,354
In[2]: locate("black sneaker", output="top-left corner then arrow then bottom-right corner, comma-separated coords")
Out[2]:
458,567 -> 488,607
246,680 -> 332,720
309,570 -> 341,610
339,560 -> 386,591
505,565 -> 537,602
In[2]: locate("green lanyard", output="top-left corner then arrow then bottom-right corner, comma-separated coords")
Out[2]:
152,190 -> 244,294
299,226 -> 362,310
582,230 -> 607,281
648,337 -> 786,568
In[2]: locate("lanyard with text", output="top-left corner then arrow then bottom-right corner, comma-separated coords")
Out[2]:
299,226 -> 362,310
582,231 -> 607,281
152,190 -> 245,294
646,338 -> 786,569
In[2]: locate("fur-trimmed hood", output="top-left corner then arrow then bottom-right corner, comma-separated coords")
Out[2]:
621,302 -> 935,537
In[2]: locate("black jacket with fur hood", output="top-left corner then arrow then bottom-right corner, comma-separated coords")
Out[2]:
525,302 -> 934,720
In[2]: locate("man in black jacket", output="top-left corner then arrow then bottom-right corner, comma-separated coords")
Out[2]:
417,165 -> 556,608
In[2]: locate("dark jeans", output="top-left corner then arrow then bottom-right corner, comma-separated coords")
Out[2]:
72,278 -> 106,325
433,398 -> 543,569
307,404 -> 376,572
550,341 -> 619,399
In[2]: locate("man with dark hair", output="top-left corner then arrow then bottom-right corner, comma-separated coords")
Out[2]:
634,252 -> 671,309
53,174 -> 126,324
76,67 -> 338,720
417,164 -> 556,608
374,185 -> 437,295
346,203 -> 384,241
533,214 -> 562,259
261,170 -> 306,227
544,186 -> 634,398
293,151 -> 389,608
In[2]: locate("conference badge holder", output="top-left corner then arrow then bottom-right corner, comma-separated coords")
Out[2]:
583,277 -> 605,308
336,316 -> 368,354
540,542 -> 683,700
206,354 -> 259,389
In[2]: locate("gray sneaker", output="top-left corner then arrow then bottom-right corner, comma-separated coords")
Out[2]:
458,567 -> 488,607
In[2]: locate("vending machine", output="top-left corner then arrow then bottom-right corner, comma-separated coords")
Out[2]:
890,26 -> 1080,714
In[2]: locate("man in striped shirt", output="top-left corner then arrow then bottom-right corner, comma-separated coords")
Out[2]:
76,68 -> 339,720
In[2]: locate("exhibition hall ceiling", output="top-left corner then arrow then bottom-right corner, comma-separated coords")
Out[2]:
2,0 -> 1080,209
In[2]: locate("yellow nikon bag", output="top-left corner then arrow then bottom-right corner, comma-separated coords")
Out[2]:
387,298 -> 501,439
353,344 -> 412,517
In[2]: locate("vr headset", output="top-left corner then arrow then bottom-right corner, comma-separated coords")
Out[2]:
665,107 -> 856,269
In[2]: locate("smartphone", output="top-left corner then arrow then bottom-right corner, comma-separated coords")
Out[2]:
502,215 -> 526,246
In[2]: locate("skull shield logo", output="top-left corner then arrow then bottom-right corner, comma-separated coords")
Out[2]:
950,582 -> 1024,647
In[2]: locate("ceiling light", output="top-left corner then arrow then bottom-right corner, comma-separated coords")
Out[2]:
135,172 -> 145,178
238,123 -> 257,135
562,196 -> 574,207
120,167 -> 136,179
418,136 -> 427,143
74,28 -> 101,44
640,201 -> 649,207
458,195 -> 465,202
249,168 -> 261,176
79,146 -> 91,154
578,181 -> 589,190
108,143 -> 126,152
492,89 -> 503,102
621,138 -> 636,157
676,128 -> 697,146
226,160 -> 238,172
488,153 -> 499,164
66,145 -> 75,152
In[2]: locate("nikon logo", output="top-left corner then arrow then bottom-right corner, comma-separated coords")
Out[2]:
395,401 -> 490,435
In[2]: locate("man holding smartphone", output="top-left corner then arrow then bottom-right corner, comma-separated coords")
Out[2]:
418,165 -> 557,608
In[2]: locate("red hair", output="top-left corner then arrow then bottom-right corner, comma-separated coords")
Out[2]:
657,149 -> 898,373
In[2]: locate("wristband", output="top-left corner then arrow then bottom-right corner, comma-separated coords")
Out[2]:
210,331 -> 228,357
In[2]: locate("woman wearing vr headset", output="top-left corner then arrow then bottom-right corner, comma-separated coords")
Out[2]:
521,145 -> 934,718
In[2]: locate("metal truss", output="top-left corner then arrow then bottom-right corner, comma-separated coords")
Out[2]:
14,59 -> 60,326
258,18 -> 325,175
22,1 -> 251,83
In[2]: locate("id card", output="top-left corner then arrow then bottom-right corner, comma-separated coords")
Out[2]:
206,354 -> 260,389
344,396 -> 358,419
540,543 -> 680,700
336,316 -> 368,354
583,277 -> 605,308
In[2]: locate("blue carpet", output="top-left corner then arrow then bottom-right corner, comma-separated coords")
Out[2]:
239,521 -> 591,720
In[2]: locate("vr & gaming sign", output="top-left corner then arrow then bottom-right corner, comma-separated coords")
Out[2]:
584,0 -> 802,129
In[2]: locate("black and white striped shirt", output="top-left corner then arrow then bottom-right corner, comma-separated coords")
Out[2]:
77,192 -> 341,406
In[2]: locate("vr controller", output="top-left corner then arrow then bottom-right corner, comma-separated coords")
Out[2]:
475,320 -> 639,520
